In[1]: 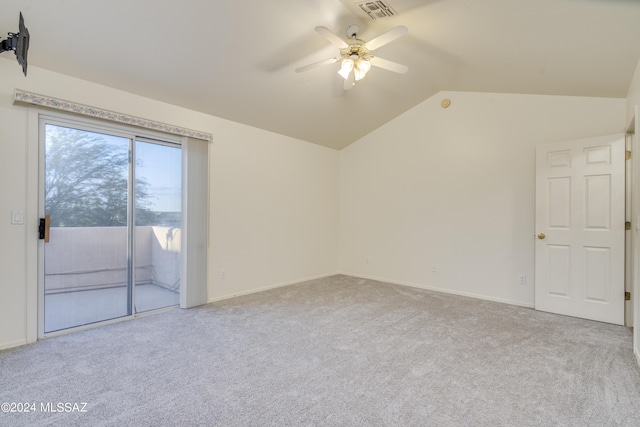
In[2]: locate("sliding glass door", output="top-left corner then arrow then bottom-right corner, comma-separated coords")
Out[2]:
41,120 -> 181,334
134,140 -> 181,313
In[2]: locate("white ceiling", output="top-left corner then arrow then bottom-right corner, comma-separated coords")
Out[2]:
2,0 -> 640,149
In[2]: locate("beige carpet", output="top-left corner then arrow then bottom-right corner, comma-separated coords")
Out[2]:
1,274 -> 639,426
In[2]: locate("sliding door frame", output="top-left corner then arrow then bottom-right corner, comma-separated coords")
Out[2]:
36,112 -> 183,339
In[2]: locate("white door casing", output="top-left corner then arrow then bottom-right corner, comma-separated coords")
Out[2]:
535,134 -> 625,325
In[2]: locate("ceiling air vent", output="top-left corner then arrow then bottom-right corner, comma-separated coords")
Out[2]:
356,1 -> 398,20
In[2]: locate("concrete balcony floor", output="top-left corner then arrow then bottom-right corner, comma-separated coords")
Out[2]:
44,283 -> 179,333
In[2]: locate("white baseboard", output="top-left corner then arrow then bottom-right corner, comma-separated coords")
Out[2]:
207,271 -> 534,309
0,338 -> 28,351
341,272 -> 535,309
207,272 -> 341,304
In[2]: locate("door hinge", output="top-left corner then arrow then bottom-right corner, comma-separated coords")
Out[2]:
626,150 -> 631,160
626,221 -> 632,231
625,291 -> 631,301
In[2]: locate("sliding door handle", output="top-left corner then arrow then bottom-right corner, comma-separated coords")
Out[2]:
38,215 -> 50,242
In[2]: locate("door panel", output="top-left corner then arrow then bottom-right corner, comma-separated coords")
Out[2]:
133,140 -> 181,313
535,134 -> 625,325
548,178 -> 571,228
547,245 -> 570,297
584,247 -> 609,301
585,175 -> 611,229
43,123 -> 131,332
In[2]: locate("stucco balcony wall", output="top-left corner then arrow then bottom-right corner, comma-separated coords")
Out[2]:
44,226 -> 181,293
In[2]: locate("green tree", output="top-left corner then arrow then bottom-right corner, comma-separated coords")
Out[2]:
45,125 -> 154,227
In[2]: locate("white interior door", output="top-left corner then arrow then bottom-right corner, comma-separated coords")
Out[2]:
535,134 -> 625,325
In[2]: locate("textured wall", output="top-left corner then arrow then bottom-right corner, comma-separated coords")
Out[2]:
340,91 -> 626,307
0,60 -> 339,349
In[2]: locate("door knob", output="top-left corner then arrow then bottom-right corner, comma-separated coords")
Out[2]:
537,233 -> 546,240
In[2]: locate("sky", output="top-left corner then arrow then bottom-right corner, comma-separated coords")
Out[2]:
135,141 -> 182,212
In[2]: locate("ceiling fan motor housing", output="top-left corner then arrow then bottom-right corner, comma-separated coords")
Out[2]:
342,40 -> 369,61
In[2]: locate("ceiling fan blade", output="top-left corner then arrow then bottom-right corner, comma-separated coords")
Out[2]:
315,26 -> 348,49
344,70 -> 355,90
370,57 -> 408,74
365,25 -> 408,51
295,57 -> 339,73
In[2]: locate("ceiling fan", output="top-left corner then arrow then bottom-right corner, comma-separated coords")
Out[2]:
295,24 -> 408,90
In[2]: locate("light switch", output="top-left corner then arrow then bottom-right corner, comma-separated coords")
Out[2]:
11,211 -> 24,225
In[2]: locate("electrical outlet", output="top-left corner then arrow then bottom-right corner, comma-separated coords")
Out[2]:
221,270 -> 226,279
518,274 -> 526,285
366,256 -> 370,264
432,265 -> 437,273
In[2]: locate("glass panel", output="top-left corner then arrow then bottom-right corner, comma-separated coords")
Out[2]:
44,124 -> 131,332
134,140 -> 181,313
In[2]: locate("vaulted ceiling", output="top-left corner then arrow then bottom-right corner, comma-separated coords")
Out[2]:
2,0 -> 640,149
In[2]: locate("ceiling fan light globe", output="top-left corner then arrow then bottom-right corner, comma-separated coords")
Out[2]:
353,59 -> 371,81
357,59 -> 371,74
337,67 -> 351,80
338,59 -> 354,80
